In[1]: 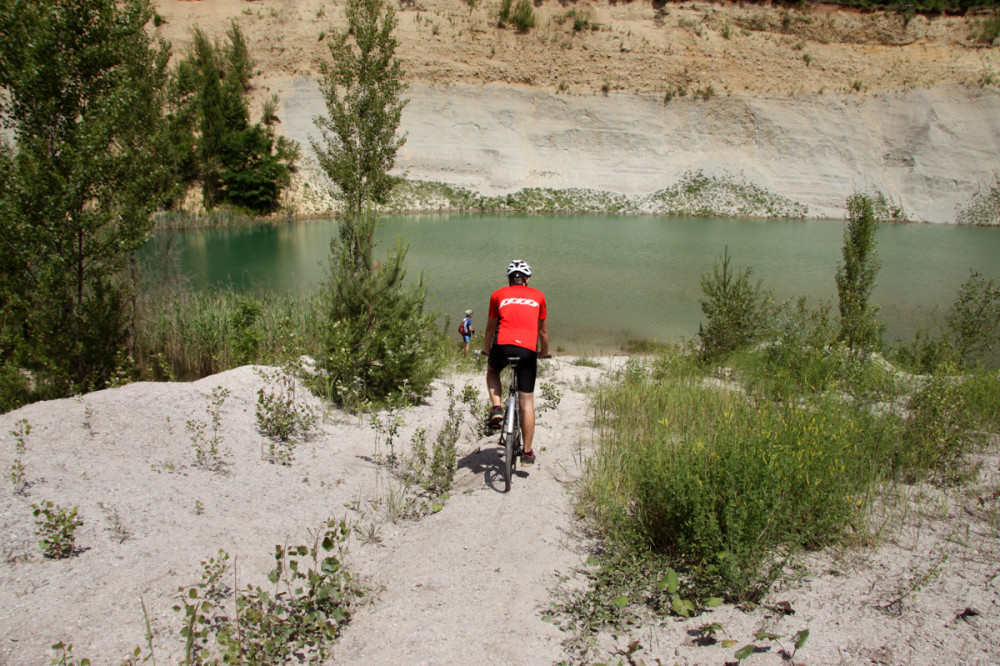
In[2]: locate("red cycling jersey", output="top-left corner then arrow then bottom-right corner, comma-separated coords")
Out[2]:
488,284 -> 547,351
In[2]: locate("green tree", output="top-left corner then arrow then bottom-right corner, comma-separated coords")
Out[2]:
311,0 -> 408,217
836,192 -> 884,352
317,218 -> 442,407
698,247 -> 773,361
0,0 -> 176,399
311,0 -> 441,406
172,23 -> 298,213
945,269 -> 1000,365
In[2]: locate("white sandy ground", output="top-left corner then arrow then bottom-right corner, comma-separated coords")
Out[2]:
1,357 -> 999,665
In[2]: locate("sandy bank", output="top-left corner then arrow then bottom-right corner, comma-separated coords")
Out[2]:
277,80 -> 1000,223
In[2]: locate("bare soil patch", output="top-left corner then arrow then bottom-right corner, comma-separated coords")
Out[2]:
153,0 -> 998,98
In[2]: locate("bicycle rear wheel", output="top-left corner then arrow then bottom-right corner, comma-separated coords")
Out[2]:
502,431 -> 513,492
502,408 -> 521,493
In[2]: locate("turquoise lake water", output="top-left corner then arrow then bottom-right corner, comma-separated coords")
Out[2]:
144,214 -> 1000,354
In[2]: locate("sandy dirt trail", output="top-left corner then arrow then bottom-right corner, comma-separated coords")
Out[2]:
0,358 -> 614,665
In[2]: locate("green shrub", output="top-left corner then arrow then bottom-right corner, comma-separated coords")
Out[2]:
890,327 -> 955,374
32,501 -> 83,559
974,13 -> 1000,45
314,214 -> 445,409
945,269 -> 1000,365
175,521 -> 361,663
255,368 -> 317,464
730,310 -> 899,404
584,355 -> 901,602
697,247 -> 774,361
499,0 -> 535,31
219,521 -> 359,662
958,368 -> 1000,433
898,369 -> 980,483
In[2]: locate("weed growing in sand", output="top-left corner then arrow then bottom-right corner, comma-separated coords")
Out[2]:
878,546 -> 949,616
174,520 -> 361,663
458,381 -> 480,420
49,642 -> 89,665
408,426 -> 428,473
385,385 -> 472,497
175,552 -> 230,662
8,418 -> 29,494
187,386 -> 230,472
98,502 -> 130,544
353,519 -> 383,545
429,386 -> 462,493
255,368 -> 317,464
78,399 -> 94,436
498,0 -> 536,32
32,500 -> 83,559
372,405 -> 406,469
536,381 -> 562,422
151,460 -> 176,474
548,549 -> 723,644
734,629 -> 809,663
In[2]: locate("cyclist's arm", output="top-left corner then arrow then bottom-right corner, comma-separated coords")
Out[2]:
481,316 -> 498,356
537,317 -> 549,358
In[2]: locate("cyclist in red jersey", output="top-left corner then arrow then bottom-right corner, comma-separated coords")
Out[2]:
481,260 -> 550,466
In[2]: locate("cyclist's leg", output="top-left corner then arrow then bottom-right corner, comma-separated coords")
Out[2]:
485,345 -> 511,426
518,390 -> 535,454
513,350 -> 539,455
485,363 -> 502,409
487,344 -> 514,405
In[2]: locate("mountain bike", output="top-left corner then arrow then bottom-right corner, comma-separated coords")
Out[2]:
498,357 -> 523,493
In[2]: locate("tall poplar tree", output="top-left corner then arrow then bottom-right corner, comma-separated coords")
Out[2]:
0,0 -> 175,401
836,192 -> 884,353
312,0 -> 408,218
311,0 -> 440,407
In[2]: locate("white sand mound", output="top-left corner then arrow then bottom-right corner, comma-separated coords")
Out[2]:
2,357 -> 998,664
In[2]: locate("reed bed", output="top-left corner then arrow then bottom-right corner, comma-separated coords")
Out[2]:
133,284 -> 323,380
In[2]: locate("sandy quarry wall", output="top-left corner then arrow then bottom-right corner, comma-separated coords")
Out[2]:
279,79 -> 1000,222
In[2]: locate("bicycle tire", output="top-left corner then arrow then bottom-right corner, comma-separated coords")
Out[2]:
503,424 -> 517,493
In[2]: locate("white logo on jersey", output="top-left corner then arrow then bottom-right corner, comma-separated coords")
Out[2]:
499,298 -> 539,308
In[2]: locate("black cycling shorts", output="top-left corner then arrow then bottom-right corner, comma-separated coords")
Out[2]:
488,344 -> 538,393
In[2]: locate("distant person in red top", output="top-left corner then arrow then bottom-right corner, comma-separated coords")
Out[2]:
481,259 -> 550,466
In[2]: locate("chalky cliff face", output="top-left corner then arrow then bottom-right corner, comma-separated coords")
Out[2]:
154,0 -> 1000,222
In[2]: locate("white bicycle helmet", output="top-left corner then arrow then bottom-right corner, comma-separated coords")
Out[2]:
506,259 -> 532,277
